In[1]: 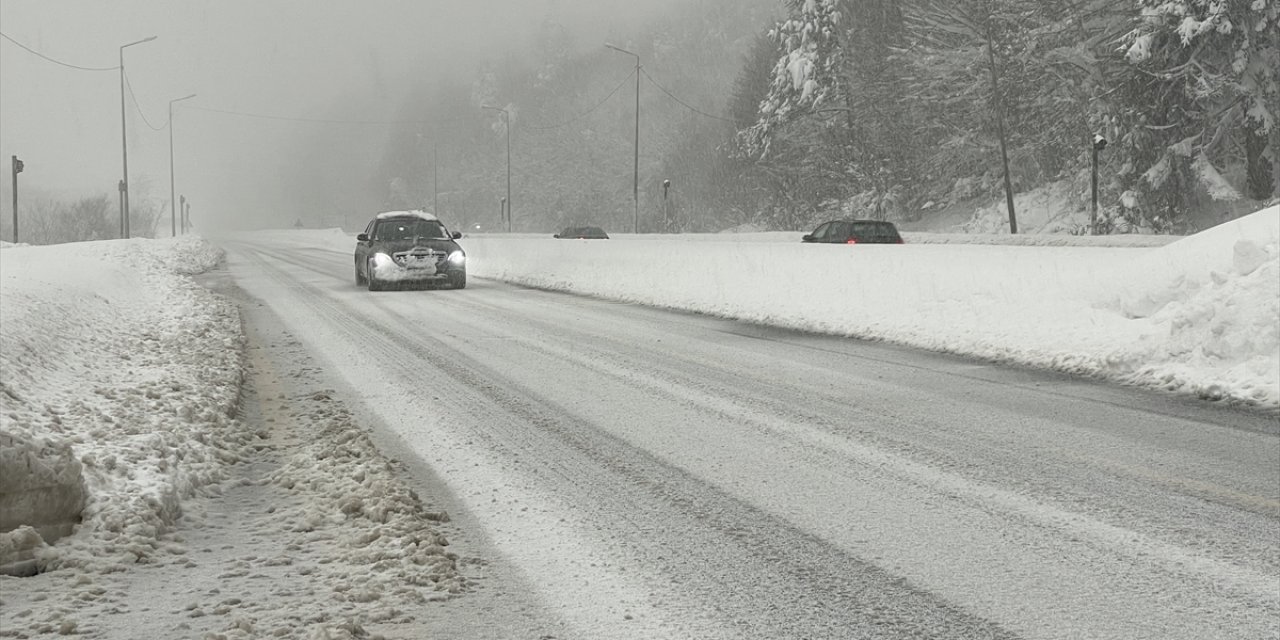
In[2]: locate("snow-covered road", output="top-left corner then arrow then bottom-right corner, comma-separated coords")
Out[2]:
214,234 -> 1279,640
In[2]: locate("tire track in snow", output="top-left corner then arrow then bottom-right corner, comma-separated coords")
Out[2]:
223,239 -> 1280,640
224,242 -> 1020,639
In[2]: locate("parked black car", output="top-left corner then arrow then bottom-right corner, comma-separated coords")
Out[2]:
354,211 -> 466,290
802,220 -> 904,244
554,226 -> 609,239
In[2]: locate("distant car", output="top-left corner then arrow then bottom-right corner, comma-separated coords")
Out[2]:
802,220 -> 903,244
554,226 -> 609,239
354,210 -> 466,290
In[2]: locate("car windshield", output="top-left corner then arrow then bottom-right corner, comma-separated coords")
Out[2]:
377,219 -> 448,241
850,222 -> 899,240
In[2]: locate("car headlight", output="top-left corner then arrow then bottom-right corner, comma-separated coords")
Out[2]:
372,252 -> 395,268
447,250 -> 466,265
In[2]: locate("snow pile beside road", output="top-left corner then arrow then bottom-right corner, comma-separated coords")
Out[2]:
457,206 -> 1279,408
1,235 -> 467,637
270,390 -> 465,598
1102,211 -> 1280,405
903,231 -> 1176,247
0,236 -> 248,572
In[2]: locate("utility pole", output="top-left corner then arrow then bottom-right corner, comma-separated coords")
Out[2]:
169,94 -> 196,237
119,36 -> 157,238
606,43 -> 640,234
11,156 -> 23,243
179,195 -> 187,233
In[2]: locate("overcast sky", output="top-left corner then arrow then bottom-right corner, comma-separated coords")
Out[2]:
0,0 -> 683,232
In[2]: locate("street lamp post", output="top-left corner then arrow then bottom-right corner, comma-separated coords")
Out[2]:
169,93 -> 196,237
119,35 -> 157,239
482,105 -> 511,232
606,43 -> 640,234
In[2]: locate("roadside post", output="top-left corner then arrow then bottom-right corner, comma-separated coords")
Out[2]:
118,180 -> 127,237
1091,134 -> 1107,235
10,156 -> 22,243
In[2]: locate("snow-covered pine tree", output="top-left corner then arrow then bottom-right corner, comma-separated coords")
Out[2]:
741,0 -> 917,224
742,0 -> 848,158
1124,0 -> 1280,208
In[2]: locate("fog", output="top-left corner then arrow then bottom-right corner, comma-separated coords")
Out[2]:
0,0 -> 685,233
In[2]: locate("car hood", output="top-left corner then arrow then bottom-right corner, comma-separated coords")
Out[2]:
371,239 -> 460,254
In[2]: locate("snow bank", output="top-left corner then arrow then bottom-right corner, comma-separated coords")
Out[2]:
269,390 -> 464,595
0,431 -> 85,572
0,236 -> 249,572
450,206 -> 1277,408
1101,207 -> 1280,404
1,234 -> 466,639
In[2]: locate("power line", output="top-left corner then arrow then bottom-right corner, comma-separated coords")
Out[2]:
181,66 -> 709,133
124,70 -> 168,131
522,69 -> 637,131
640,69 -> 735,123
0,31 -> 119,71
186,105 -> 456,125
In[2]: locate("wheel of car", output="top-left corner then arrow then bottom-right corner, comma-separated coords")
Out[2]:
354,260 -> 366,286
450,271 -> 467,290
367,258 -> 384,291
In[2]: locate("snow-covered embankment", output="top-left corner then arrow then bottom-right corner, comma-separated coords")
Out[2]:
0,237 -> 246,572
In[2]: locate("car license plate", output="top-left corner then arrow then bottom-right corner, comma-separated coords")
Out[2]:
406,256 -> 436,273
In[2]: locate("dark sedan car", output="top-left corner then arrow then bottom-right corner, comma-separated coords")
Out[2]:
554,226 -> 609,239
354,211 -> 466,290
802,219 -> 904,244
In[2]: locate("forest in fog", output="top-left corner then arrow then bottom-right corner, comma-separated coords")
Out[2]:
6,0 -> 1273,242
371,0 -> 1278,235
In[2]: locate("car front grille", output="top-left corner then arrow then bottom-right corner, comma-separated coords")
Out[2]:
393,248 -> 447,267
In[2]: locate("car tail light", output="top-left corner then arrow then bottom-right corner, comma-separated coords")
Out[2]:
846,238 -> 858,244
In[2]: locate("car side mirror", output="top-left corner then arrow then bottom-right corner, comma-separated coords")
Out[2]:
451,231 -> 462,239
801,234 -> 813,242
357,233 -> 370,241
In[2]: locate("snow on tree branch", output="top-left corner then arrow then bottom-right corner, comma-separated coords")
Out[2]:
1121,0 -> 1279,204
739,0 -> 847,157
